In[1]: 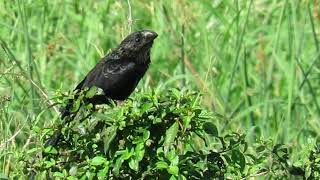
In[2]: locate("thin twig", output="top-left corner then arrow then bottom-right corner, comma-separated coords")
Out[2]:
184,57 -> 208,92
0,128 -> 22,148
22,136 -> 32,150
180,24 -> 185,86
127,0 -> 133,33
29,78 -> 60,114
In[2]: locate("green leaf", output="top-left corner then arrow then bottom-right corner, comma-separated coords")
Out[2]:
152,94 -> 159,107
85,103 -> 93,110
90,156 -> 106,166
69,166 -> 78,176
103,126 -> 118,154
67,176 -> 77,180
44,146 -> 58,154
85,171 -> 95,179
171,88 -> 181,99
97,167 -> 109,179
203,122 -> 218,137
167,149 -> 177,162
135,143 -> 144,151
171,155 -> 179,166
113,156 -> 124,176
135,145 -> 145,161
178,174 -> 187,180
142,130 -> 150,142
85,86 -> 98,98
44,159 -> 56,168
183,115 -> 192,129
305,166 -> 311,179
115,149 -> 127,156
231,149 -> 246,172
191,133 -> 205,152
122,149 -> 133,160
72,99 -> 81,112
129,158 -> 139,171
155,161 -> 168,169
53,172 -> 65,178
113,148 -> 133,175
256,145 -> 266,152
32,126 -> 41,133
141,102 -> 153,112
169,175 -> 177,180
26,147 -> 39,154
164,121 -> 179,154
168,165 -> 179,176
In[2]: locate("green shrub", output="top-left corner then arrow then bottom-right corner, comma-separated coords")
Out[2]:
7,89 -> 319,179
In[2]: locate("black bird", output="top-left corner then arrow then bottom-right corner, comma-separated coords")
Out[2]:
46,30 -> 158,146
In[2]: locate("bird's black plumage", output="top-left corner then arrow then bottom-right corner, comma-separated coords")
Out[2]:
75,30 -> 157,100
46,30 -> 158,146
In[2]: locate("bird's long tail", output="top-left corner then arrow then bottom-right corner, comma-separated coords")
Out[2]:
45,94 -> 113,147
45,99 -> 75,147
44,129 -> 62,147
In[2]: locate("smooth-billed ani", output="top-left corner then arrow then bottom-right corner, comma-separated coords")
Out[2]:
46,30 -> 158,146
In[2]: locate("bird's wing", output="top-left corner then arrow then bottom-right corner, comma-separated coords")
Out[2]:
75,77 -> 86,90
75,58 -> 136,90
102,58 -> 135,77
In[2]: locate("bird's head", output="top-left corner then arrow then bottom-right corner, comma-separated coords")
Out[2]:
115,30 -> 158,62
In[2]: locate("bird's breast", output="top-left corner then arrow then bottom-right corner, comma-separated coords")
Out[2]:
103,64 -> 149,100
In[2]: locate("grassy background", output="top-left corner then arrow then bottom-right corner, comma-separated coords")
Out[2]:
1,0 -> 320,175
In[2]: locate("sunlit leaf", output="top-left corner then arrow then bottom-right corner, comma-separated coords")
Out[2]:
97,167 -> 109,179
72,99 -> 81,112
168,165 -> 179,176
44,146 -> 58,154
90,156 -> 106,166
85,86 -> 98,98
53,172 -> 65,178
129,158 -> 139,171
164,121 -> 179,155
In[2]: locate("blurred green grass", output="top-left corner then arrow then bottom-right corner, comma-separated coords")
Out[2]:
0,0 -> 319,175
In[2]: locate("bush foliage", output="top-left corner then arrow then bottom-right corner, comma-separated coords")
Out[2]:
5,89 -> 319,179
1,1 -> 320,179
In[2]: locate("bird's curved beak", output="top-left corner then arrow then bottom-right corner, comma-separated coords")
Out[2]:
142,30 -> 158,40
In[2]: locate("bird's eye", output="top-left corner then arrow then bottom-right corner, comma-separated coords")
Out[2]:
135,37 -> 140,42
